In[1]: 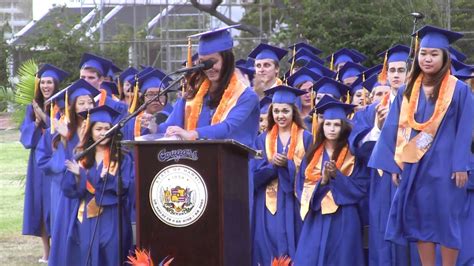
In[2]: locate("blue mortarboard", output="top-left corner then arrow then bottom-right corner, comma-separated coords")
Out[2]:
313,76 -> 350,99
79,53 -> 113,76
288,42 -> 323,55
451,59 -> 474,80
119,67 -> 139,85
248,43 -> 288,62
259,96 -> 272,114
189,25 -> 239,56
361,74 -> 389,93
236,58 -> 255,81
78,105 -> 120,125
287,67 -> 322,87
100,81 -> 119,96
316,96 -> 355,120
106,63 -> 122,78
378,45 -> 410,63
137,68 -> 173,93
350,49 -> 367,62
68,79 -> 101,101
415,25 -> 463,50
349,77 -> 365,95
448,46 -> 467,62
338,61 -> 367,81
264,85 -> 307,104
181,53 -> 199,66
303,60 -> 336,78
128,67 -> 155,88
289,49 -> 325,65
361,64 -> 383,79
37,64 -> 69,83
327,48 -> 366,67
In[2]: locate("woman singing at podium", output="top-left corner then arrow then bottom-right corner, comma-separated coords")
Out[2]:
158,25 -> 260,147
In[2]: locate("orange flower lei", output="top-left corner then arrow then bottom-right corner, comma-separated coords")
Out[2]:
267,123 -> 299,161
304,142 -> 349,182
407,70 -> 450,131
186,72 -> 242,130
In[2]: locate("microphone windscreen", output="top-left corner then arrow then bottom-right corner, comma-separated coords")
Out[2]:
202,60 -> 215,70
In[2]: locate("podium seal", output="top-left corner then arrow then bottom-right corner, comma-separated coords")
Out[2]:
149,164 -> 208,227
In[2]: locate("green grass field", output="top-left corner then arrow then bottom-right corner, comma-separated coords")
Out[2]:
0,130 -> 43,265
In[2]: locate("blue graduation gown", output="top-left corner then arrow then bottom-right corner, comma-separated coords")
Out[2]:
293,150 -> 369,266
369,80 -> 473,249
20,104 -> 51,236
251,130 -> 312,266
350,103 -> 416,266
158,88 -> 260,147
61,153 -> 133,266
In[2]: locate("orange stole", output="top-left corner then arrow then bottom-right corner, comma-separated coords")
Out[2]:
394,74 -> 457,169
300,144 -> 354,220
184,72 -> 246,131
134,112 -> 145,139
264,124 -> 305,215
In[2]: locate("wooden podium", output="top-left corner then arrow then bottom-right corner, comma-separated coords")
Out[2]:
123,140 -> 253,266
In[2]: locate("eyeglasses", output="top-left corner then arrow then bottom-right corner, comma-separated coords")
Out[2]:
388,68 -> 407,74
144,93 -> 160,98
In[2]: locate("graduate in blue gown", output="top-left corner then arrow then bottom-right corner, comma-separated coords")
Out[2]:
20,64 -> 69,263
117,67 -> 139,106
349,44 -> 416,266
293,96 -> 369,265
62,105 -> 132,266
252,85 -> 312,265
42,79 -> 100,266
325,47 -> 367,72
158,25 -> 259,147
369,26 -> 473,266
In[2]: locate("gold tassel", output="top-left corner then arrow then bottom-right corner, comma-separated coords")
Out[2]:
117,80 -> 122,99
129,76 -> 139,113
187,37 -> 192,68
345,89 -> 351,104
312,113 -> 318,143
289,45 -> 297,74
65,90 -> 70,124
50,102 -> 54,134
330,53 -> 334,71
414,32 -> 419,54
378,51 -> 388,84
34,74 -> 39,99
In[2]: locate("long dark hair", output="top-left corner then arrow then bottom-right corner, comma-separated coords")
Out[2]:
32,78 -> 59,120
185,49 -> 235,108
266,103 -> 306,130
404,48 -> 451,102
75,121 -> 119,169
306,119 -> 352,161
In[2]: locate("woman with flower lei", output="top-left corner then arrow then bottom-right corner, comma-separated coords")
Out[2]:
159,26 -> 259,147
251,85 -> 312,266
369,25 -> 473,266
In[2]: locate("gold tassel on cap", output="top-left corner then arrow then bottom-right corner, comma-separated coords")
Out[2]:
345,90 -> 351,104
128,76 -> 139,113
330,53 -> 335,71
50,102 -> 55,134
65,90 -> 70,124
378,51 -> 388,84
289,45 -> 297,74
414,32 -> 419,54
117,80 -> 123,99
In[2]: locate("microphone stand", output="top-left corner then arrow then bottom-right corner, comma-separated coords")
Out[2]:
406,15 -> 423,73
74,73 -> 186,265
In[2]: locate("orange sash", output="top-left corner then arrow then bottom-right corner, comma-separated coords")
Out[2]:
184,72 -> 246,131
264,123 -> 305,215
300,144 -> 354,220
394,74 -> 457,169
134,112 -> 145,139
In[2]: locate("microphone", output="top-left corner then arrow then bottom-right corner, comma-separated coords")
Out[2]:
410,12 -> 424,19
171,60 -> 215,74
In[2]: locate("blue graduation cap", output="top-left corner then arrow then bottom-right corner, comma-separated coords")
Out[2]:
361,74 -> 389,92
236,58 -> 255,81
264,85 -> 307,104
451,59 -> 474,80
448,46 -> 467,62
316,96 -> 355,120
338,61 -> 367,81
137,68 -> 173,93
189,25 -> 239,56
37,64 -> 69,83
303,60 -> 336,78
119,67 -> 139,85
259,96 -> 272,114
128,67 -> 155,89
350,49 -> 367,62
78,105 -> 120,125
361,64 -> 383,79
287,67 -> 322,87
248,43 -> 288,62
79,53 -> 113,76
326,48 -> 366,68
68,79 -> 101,101
289,49 -> 325,65
378,44 -> 410,63
313,76 -> 350,99
288,42 -> 323,56
414,25 -> 463,49
349,77 -> 365,95
106,63 -> 122,79
100,81 -> 119,96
